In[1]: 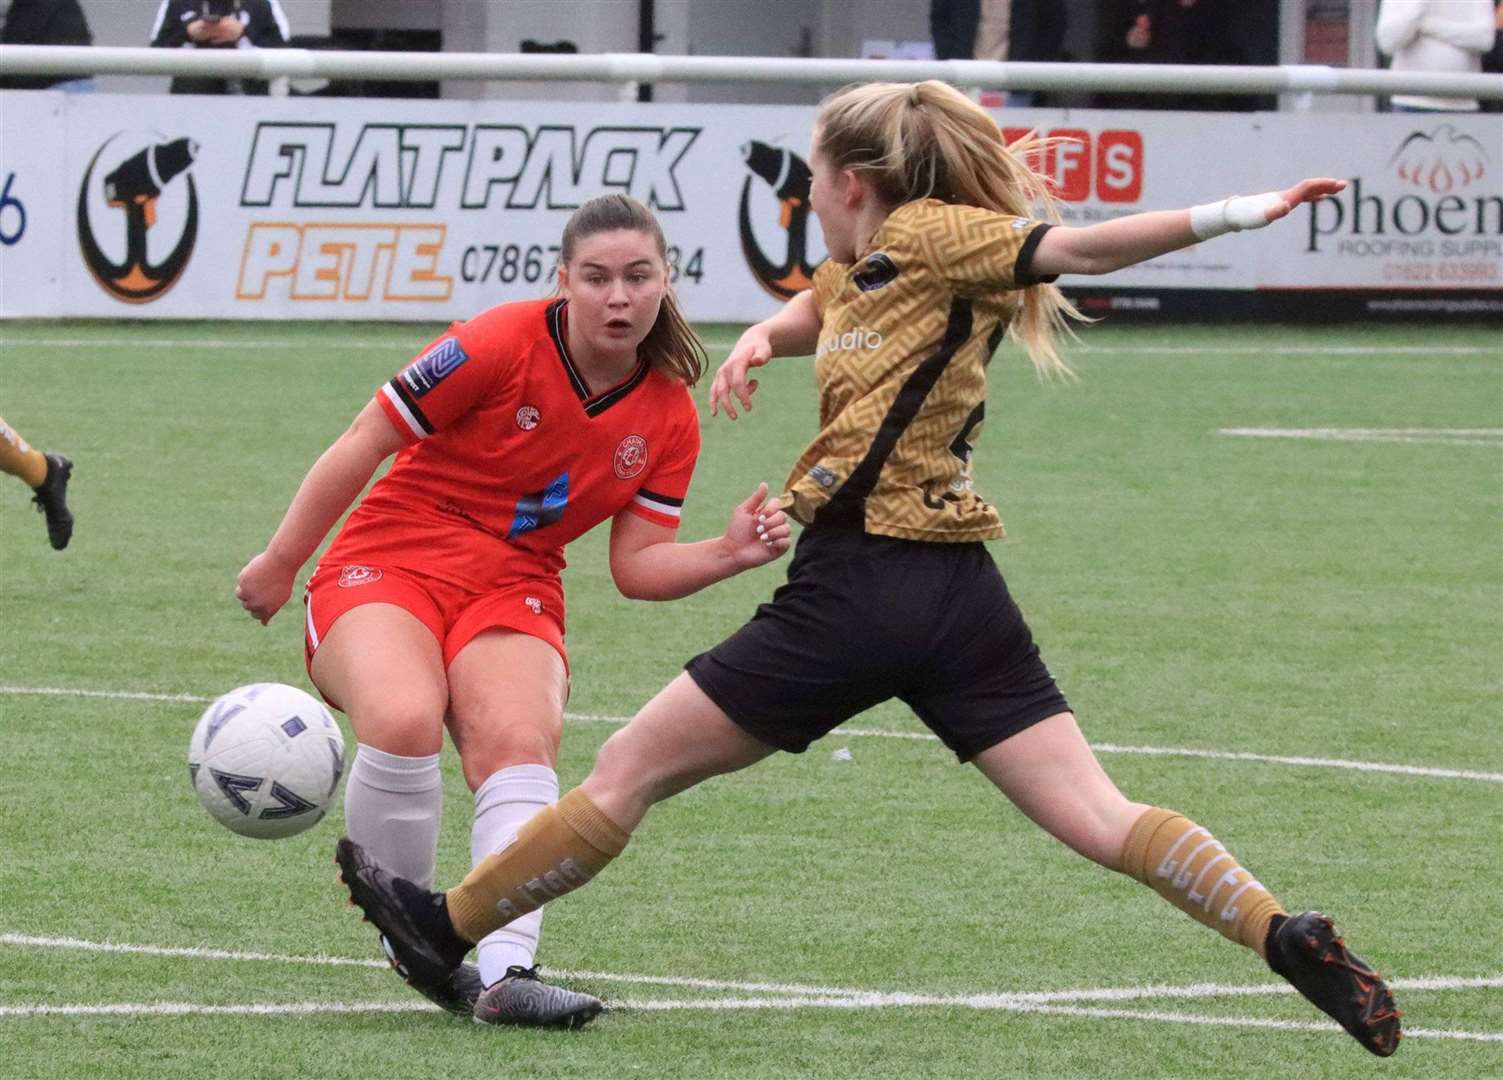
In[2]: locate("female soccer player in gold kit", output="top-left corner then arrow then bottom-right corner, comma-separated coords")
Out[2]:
337,81 -> 1400,1056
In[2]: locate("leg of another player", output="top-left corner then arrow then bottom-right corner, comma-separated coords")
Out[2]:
312,604 -> 448,889
444,672 -> 776,945
317,603 -> 495,1016
972,711 -> 1285,950
447,629 -> 609,1026
445,630 -> 567,987
0,415 -> 73,550
581,672 -> 777,829
971,711 -> 1400,1056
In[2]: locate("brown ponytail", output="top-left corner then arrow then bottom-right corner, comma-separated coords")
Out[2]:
558,194 -> 706,385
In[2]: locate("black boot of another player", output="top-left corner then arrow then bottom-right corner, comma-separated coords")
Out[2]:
30,452 -> 73,550
1267,911 -> 1401,1057
380,934 -> 482,1017
336,837 -> 471,999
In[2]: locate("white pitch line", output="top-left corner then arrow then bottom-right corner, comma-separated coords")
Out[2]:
618,997 -> 1502,1045
0,997 -> 1497,1046
1093,345 -> 1499,356
4,933 -> 1499,1043
0,1001 -> 434,1018
0,932 -> 854,998
0,933 -> 387,970
0,685 -> 214,704
0,337 -> 429,353
3,932 -> 1499,1004
4,685 -> 1501,784
1,337 -> 1497,357
1083,742 -> 1503,784
1220,427 -> 1503,447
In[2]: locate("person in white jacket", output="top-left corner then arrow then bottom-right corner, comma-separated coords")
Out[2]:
1376,0 -> 1497,111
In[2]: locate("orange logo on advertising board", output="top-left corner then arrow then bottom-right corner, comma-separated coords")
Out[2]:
77,133 -> 200,304
738,141 -> 820,300
236,222 -> 453,302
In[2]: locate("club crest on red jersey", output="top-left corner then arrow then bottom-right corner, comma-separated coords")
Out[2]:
516,405 -> 541,430
614,435 -> 648,479
337,565 -> 383,588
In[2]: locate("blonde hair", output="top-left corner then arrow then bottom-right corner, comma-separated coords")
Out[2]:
814,80 -> 1086,377
559,193 -> 706,386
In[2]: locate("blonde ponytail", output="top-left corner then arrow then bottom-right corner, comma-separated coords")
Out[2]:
815,80 -> 1088,377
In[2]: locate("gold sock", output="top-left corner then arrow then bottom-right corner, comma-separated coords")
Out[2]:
1120,807 -> 1285,958
446,787 -> 630,943
0,418 -> 47,487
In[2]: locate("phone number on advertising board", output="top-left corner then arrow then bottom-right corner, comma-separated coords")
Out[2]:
460,244 -> 706,286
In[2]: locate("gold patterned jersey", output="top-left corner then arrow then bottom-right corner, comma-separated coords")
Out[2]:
783,198 -> 1054,542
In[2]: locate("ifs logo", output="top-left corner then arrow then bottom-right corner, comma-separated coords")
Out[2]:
77,133 -> 199,303
738,141 -> 822,300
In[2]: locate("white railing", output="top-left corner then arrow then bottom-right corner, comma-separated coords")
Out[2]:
2,45 -> 1502,99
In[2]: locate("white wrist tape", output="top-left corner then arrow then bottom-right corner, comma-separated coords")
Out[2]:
1188,192 -> 1284,240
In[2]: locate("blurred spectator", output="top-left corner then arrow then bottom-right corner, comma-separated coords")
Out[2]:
1097,0 -> 1221,110
1375,0 -> 1496,112
930,0 -> 981,61
932,0 -> 1068,106
1482,2 -> 1503,113
149,0 -> 290,95
974,0 -> 1069,106
0,0 -> 94,91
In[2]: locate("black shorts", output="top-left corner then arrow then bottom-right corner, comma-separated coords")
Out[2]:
685,523 -> 1070,761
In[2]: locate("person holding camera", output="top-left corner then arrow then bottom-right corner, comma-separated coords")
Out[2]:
149,0 -> 290,95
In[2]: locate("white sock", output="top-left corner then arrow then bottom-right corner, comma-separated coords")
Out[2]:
343,745 -> 442,890
471,763 -> 559,987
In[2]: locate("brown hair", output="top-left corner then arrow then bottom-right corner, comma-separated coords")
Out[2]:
814,80 -> 1086,377
559,193 -> 705,385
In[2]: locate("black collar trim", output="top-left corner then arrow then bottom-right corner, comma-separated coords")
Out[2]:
545,299 -> 650,417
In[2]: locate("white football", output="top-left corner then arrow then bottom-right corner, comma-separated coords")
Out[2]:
189,683 -> 346,839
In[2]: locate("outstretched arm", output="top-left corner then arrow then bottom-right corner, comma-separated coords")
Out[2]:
1030,178 -> 1347,278
236,399 -> 405,623
608,483 -> 792,601
709,289 -> 822,419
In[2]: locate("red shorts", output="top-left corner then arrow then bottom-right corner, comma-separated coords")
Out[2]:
303,561 -> 567,680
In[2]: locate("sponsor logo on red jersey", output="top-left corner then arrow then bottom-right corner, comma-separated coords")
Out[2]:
401,337 -> 468,397
524,596 -> 544,614
337,565 -> 384,588
614,435 -> 648,479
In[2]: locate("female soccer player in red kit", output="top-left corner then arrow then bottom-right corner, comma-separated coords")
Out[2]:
334,83 -> 1400,1057
236,194 -> 791,1027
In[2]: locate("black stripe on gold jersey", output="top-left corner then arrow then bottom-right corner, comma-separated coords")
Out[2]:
783,199 -> 1054,542
1014,223 -> 1057,286
826,299 -> 973,518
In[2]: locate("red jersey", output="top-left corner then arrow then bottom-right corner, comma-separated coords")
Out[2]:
320,298 -> 700,588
